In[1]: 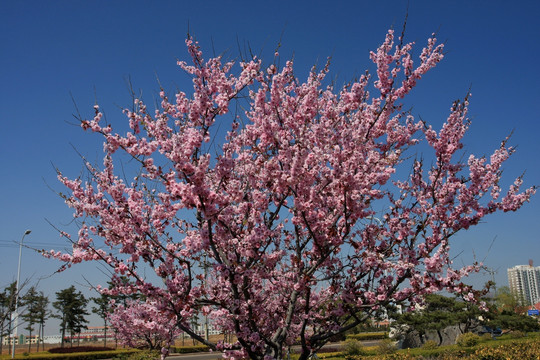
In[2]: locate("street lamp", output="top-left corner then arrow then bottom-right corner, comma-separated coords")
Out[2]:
11,229 -> 31,359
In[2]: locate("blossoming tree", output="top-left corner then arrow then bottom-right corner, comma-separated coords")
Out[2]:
48,29 -> 535,359
108,299 -> 180,350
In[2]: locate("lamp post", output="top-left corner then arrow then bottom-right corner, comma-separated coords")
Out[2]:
11,229 -> 31,359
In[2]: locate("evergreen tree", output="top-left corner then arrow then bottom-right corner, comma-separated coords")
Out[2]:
21,286 -> 40,353
34,292 -> 49,352
487,310 -> 540,332
53,286 -> 89,347
0,282 -> 18,355
91,293 -> 110,347
393,294 -> 484,345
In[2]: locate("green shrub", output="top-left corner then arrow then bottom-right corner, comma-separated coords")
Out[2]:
421,340 -> 438,350
376,338 -> 397,355
456,332 -> 480,347
509,330 -> 526,339
480,332 -> 493,342
342,339 -> 366,356
116,350 -> 158,360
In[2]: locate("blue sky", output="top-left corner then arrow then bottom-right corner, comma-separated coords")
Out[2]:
1,1 -> 539,332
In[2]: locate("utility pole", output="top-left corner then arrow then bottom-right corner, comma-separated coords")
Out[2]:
482,265 -> 499,298
12,230 -> 31,359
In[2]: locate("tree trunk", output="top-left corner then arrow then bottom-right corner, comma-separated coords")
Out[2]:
437,330 -> 443,346
36,323 -> 40,352
60,326 -> 65,348
41,323 -> 45,352
7,315 -> 12,356
28,327 -> 32,353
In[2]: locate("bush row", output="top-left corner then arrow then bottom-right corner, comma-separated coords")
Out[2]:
2,344 -> 210,360
2,349 -> 138,360
48,347 -> 115,354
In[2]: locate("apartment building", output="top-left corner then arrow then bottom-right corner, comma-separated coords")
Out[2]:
508,263 -> 540,305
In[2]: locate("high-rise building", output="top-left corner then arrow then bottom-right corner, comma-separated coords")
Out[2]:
507,263 -> 540,305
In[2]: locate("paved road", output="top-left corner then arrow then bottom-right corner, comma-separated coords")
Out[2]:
169,352 -> 224,360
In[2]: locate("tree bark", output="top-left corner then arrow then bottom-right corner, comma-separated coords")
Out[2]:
28,327 -> 32,353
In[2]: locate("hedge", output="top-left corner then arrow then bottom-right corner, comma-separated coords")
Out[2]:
48,347 -> 115,354
1,349 -> 138,360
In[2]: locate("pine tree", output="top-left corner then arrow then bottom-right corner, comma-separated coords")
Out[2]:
21,287 -> 40,353
53,286 -> 89,347
0,282 -> 18,355
393,294 -> 483,345
34,292 -> 49,352
91,293 -> 110,347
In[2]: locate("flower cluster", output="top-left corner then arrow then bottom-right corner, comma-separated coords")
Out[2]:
108,299 -> 180,350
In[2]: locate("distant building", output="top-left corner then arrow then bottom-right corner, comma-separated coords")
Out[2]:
43,334 -> 62,344
41,327 -> 115,345
75,326 -> 115,342
508,263 -> 540,305
193,322 -> 221,336
2,334 -> 39,346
